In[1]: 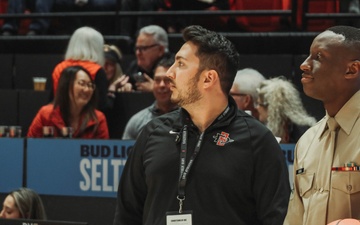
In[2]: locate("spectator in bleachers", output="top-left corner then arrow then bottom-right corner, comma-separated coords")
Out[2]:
28,66 -> 109,139
1,0 -> 58,35
1,0 -> 118,36
54,0 -> 119,35
0,187 -> 46,220
104,44 -> 124,83
164,0 -> 230,33
256,76 -> 316,143
230,68 -> 265,120
104,44 -> 132,92
52,26 -> 118,112
124,25 -> 170,92
122,54 -> 178,139
339,0 -> 360,27
120,0 -> 164,37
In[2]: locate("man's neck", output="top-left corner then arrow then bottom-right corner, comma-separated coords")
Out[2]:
324,89 -> 359,117
184,97 -> 228,133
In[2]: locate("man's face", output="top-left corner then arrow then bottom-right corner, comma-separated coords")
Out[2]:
167,42 -> 202,107
300,31 -> 353,103
135,33 -> 164,72
153,66 -> 172,105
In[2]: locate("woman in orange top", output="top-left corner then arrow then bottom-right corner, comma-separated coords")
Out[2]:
28,65 -> 109,139
52,27 -> 124,112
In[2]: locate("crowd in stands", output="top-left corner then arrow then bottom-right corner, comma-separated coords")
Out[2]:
19,22 -> 317,143
0,18 -> 329,141
0,0 -> 360,36
2,0 -> 353,141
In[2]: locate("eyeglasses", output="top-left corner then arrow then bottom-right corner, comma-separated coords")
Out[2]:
76,80 -> 96,90
134,44 -> 159,53
154,77 -> 172,85
230,92 -> 247,97
254,101 -> 268,108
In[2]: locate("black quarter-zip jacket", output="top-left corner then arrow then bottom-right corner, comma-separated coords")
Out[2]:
114,97 -> 290,225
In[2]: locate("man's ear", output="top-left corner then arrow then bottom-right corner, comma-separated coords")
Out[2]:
203,70 -> 218,88
158,45 -> 165,56
345,61 -> 360,79
243,95 -> 252,108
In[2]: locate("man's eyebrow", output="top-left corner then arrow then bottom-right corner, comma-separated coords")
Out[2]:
175,55 -> 186,61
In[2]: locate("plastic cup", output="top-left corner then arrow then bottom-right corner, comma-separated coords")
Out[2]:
42,126 -> 54,138
61,127 -> 73,138
8,126 -> 22,138
33,77 -> 47,91
0,126 -> 8,137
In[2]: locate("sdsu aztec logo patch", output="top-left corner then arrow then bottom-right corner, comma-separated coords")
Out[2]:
213,131 -> 234,146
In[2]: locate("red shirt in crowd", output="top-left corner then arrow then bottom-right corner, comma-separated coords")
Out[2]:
27,104 -> 109,139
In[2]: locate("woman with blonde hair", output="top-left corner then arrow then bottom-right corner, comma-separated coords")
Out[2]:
256,76 -> 317,143
104,44 -> 132,92
0,187 -> 46,220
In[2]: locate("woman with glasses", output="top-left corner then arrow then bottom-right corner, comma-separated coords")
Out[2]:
52,26 -> 116,112
256,76 -> 317,143
28,66 -> 109,139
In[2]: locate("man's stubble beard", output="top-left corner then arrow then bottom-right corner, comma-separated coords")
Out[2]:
171,71 -> 202,107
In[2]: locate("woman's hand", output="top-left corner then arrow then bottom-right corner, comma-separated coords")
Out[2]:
108,75 -> 133,92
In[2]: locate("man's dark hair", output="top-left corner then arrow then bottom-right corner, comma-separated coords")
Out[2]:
182,25 -> 240,94
327,25 -> 360,42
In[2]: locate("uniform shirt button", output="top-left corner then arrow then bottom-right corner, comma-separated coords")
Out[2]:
347,185 -> 352,191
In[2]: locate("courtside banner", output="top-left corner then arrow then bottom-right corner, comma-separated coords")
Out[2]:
26,139 -> 134,198
0,138 -> 24,193
281,143 -> 295,187
26,139 -> 294,197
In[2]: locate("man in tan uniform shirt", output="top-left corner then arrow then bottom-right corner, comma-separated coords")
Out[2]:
284,25 -> 360,225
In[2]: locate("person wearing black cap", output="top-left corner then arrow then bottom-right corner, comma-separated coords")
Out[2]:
104,44 -> 132,92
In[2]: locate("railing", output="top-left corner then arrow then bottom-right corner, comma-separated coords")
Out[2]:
0,0 -> 358,33
0,8 -> 298,32
0,10 -> 295,19
0,0 -> 358,54
299,0 -> 360,30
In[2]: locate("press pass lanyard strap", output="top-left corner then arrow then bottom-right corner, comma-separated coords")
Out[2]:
177,124 -> 204,213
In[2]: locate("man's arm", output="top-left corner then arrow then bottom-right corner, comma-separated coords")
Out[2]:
252,130 -> 291,225
113,131 -> 148,225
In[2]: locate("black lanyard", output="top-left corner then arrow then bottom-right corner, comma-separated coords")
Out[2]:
176,105 -> 229,213
177,125 -> 204,213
